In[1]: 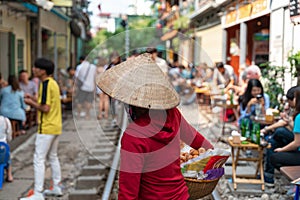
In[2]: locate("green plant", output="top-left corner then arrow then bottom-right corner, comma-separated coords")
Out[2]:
288,50 -> 300,85
260,62 -> 285,109
173,15 -> 190,30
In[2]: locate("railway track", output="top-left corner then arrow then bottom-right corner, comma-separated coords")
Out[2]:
68,104 -> 126,200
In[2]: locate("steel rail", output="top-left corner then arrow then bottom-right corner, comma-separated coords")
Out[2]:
102,108 -> 127,200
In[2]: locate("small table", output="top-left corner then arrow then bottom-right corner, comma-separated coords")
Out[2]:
228,138 -> 265,190
194,86 -> 211,109
215,102 -> 239,135
280,166 -> 300,200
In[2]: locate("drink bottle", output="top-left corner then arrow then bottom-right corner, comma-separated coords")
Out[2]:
251,122 -> 257,143
256,123 -> 261,145
245,119 -> 250,139
240,118 -> 246,137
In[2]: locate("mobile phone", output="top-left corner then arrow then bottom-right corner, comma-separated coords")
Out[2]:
256,94 -> 262,100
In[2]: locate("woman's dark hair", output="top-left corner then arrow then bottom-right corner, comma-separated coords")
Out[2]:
107,51 -> 121,70
241,79 -> 264,109
126,105 -> 149,122
286,86 -> 299,100
8,75 -> 20,92
293,88 -> 300,120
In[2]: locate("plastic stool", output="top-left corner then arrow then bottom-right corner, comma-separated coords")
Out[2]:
0,142 -> 10,189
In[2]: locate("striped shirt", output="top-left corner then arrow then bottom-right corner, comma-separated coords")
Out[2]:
37,77 -> 62,134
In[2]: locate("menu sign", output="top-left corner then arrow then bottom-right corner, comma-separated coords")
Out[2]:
290,0 -> 300,18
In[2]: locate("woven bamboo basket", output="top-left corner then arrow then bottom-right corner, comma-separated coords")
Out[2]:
185,177 -> 220,199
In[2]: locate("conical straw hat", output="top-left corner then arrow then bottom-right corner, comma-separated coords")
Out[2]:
97,53 -> 180,109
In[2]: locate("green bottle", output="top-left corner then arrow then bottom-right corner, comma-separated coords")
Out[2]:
256,123 -> 261,145
230,90 -> 234,105
245,119 -> 250,139
240,118 -> 246,137
251,122 -> 257,143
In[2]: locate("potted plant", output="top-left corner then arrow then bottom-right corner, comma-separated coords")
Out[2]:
260,62 -> 285,109
288,50 -> 300,86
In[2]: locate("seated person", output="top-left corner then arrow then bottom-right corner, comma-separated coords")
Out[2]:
261,86 -> 299,186
192,63 -> 213,86
0,75 -> 27,135
0,115 -> 13,182
246,64 -> 261,80
19,69 -> 38,101
19,70 -> 38,128
238,79 -> 270,126
230,64 -> 262,96
270,87 -> 300,187
212,62 -> 236,94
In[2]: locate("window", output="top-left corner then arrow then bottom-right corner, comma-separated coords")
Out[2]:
17,39 -> 24,72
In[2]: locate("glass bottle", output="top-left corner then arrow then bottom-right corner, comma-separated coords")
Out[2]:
230,89 -> 234,105
245,119 -> 250,139
251,122 -> 257,143
240,118 -> 246,137
256,123 -> 261,145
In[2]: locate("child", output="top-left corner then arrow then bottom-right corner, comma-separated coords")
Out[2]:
0,115 -> 13,182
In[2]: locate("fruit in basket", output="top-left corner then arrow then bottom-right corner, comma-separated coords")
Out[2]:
198,147 -> 206,154
190,149 -> 199,156
180,147 -> 208,164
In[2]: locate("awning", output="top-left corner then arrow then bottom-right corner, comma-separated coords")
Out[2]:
160,29 -> 178,41
189,1 -> 215,21
5,2 -> 38,17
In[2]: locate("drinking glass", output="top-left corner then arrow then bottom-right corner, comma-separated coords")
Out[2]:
255,104 -> 262,119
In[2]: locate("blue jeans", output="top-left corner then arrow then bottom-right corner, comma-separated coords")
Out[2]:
264,127 -> 294,179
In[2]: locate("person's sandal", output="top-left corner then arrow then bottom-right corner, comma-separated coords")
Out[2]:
6,177 -> 13,182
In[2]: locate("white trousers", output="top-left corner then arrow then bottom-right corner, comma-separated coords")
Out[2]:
34,134 -> 61,193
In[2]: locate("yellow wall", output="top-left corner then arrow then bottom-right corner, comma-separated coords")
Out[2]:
2,9 -> 28,73
195,24 -> 223,64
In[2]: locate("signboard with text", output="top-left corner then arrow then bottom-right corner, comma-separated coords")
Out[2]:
52,0 -> 72,7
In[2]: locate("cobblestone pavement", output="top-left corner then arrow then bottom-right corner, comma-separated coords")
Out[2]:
0,99 -> 296,200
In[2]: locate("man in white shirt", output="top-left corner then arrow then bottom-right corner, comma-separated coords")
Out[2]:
75,59 -> 97,119
213,62 -> 236,93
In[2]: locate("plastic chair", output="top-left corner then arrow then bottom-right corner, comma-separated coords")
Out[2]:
0,142 -> 10,189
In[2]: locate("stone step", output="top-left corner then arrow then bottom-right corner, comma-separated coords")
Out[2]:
97,130 -> 118,136
88,155 -> 113,166
102,126 -> 119,132
91,148 -> 115,155
94,142 -> 116,149
97,135 -> 118,141
68,188 -> 100,200
75,175 -> 106,189
81,165 -> 108,176
224,165 -> 257,178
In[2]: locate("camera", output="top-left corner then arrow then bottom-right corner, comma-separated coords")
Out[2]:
256,94 -> 262,100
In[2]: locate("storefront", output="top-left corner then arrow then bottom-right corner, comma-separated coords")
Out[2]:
0,2 -> 32,77
269,0 -> 300,89
222,0 -> 271,77
189,0 -> 229,67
